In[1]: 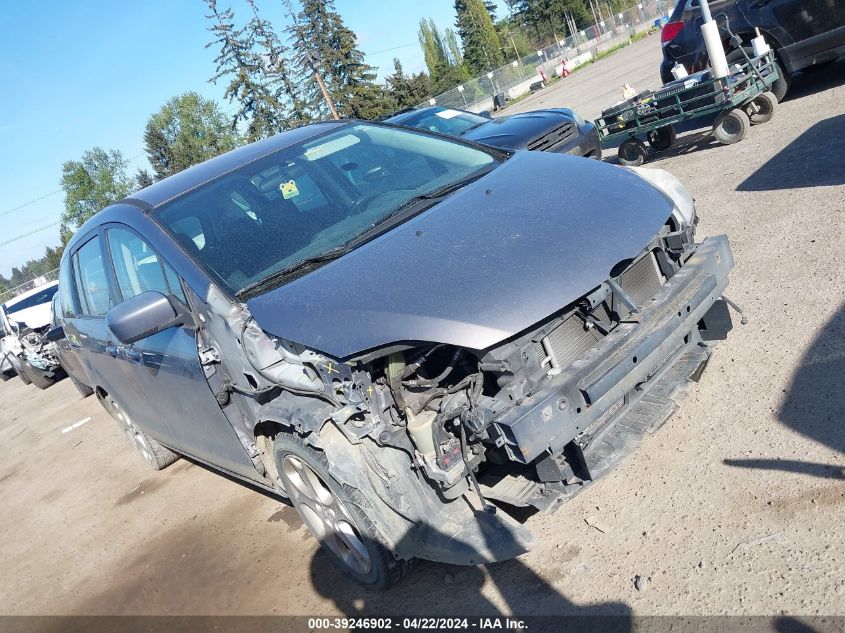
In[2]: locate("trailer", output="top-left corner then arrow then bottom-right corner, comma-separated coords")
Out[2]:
595,47 -> 779,166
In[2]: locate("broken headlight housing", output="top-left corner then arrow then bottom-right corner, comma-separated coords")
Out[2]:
626,166 -> 696,229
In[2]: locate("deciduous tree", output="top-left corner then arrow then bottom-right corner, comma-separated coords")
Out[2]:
60,148 -> 133,234
143,91 -> 241,181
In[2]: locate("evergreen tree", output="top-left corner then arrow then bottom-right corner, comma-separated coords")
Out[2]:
60,148 -> 133,234
386,59 -> 433,110
288,0 -> 387,119
455,0 -> 504,75
143,91 -> 241,181
135,168 -> 154,190
205,0 -> 286,140
247,0 -> 311,128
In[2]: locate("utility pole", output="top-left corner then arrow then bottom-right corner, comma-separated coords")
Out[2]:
509,33 -> 521,63
306,51 -> 339,120
285,0 -> 339,120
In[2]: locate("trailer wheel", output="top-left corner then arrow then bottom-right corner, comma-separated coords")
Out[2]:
713,109 -> 750,145
647,125 -> 676,151
618,139 -> 648,166
745,92 -> 776,125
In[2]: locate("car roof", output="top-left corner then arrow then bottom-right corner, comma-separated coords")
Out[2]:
129,121 -> 346,209
64,121 -> 347,253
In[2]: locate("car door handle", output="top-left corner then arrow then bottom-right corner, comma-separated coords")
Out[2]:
124,348 -> 143,362
105,344 -> 121,357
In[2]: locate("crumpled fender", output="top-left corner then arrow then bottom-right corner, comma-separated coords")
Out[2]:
318,424 -> 533,565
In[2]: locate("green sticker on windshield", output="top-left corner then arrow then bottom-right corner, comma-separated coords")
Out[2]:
280,180 -> 299,199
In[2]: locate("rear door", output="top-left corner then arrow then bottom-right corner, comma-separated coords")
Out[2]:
102,224 -> 259,479
739,0 -> 843,66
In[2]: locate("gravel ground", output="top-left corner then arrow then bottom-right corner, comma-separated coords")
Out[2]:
0,35 -> 842,618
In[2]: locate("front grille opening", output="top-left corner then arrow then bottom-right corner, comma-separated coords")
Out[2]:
527,122 -> 576,151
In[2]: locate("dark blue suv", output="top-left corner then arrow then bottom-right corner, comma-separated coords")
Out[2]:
660,0 -> 844,100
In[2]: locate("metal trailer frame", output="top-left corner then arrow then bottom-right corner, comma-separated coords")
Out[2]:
594,48 -> 779,166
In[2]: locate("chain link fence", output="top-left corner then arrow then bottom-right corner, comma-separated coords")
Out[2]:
420,1 -> 672,113
0,268 -> 60,305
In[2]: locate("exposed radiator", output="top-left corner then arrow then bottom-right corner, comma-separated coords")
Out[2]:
535,315 -> 602,375
619,251 -> 666,306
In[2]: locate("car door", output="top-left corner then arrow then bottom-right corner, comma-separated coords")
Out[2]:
740,0 -> 842,65
102,224 -> 259,479
61,233 -> 124,402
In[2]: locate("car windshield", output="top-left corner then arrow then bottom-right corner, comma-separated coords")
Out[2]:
4,284 -> 58,315
153,122 -> 501,296
395,108 -> 490,136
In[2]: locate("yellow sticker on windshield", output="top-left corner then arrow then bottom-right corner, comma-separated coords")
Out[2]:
280,180 -> 299,199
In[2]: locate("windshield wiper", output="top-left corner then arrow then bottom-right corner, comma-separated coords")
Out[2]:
346,168 -> 494,249
236,245 -> 351,299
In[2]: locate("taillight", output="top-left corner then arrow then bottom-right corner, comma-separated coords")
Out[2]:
661,21 -> 684,44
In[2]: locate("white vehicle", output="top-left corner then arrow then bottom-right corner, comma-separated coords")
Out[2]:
1,281 -> 60,386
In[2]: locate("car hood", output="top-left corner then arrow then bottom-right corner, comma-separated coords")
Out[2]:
247,151 -> 674,359
462,108 -> 577,150
7,303 -> 52,330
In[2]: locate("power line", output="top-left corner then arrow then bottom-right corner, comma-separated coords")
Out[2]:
0,190 -> 63,218
367,42 -> 417,56
0,222 -> 61,248
0,151 -> 147,219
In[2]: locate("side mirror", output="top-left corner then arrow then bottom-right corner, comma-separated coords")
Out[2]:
479,110 -> 493,119
45,325 -> 66,342
106,291 -> 180,345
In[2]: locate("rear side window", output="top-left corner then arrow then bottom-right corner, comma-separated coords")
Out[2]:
73,238 -> 111,317
106,227 -> 186,303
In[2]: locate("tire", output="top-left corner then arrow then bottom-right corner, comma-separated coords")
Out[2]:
726,47 -> 789,102
745,92 -> 776,125
646,125 -> 676,151
16,361 -> 32,386
713,108 -> 750,145
23,362 -> 55,390
69,374 -> 95,398
101,394 -> 179,470
273,431 -> 413,590
617,138 -> 648,166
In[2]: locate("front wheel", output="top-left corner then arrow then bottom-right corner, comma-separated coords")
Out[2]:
23,362 -> 55,390
713,109 -> 750,145
273,432 -> 411,590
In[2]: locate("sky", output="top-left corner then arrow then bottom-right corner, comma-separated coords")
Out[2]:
0,0 -> 509,278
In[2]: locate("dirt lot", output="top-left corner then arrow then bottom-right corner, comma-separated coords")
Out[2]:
1,35 -> 843,617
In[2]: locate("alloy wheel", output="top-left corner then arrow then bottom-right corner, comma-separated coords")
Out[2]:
110,399 -> 154,465
282,454 -> 372,575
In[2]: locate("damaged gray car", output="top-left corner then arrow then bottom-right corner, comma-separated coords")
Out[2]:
57,121 -> 735,588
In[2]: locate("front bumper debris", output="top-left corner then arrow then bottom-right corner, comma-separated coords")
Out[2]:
482,235 -> 734,510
